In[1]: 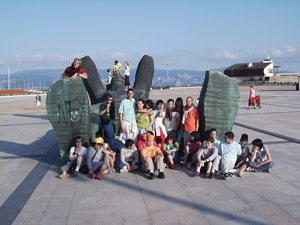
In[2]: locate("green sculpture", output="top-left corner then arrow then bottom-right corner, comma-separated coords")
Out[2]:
46,77 -> 91,163
198,70 -> 240,141
46,55 -> 154,163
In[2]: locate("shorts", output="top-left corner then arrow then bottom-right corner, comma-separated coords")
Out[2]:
36,101 -> 41,106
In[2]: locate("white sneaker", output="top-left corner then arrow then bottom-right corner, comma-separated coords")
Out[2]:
246,167 -> 255,172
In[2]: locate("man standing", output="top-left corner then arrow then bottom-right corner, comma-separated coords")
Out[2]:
36,93 -> 41,110
140,135 -> 165,179
181,96 -> 199,148
210,131 -> 241,180
99,94 -> 119,152
119,88 -> 138,144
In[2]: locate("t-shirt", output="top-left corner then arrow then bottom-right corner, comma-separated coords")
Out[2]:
108,72 -> 113,80
203,139 -> 221,149
70,146 -> 87,157
99,102 -> 111,124
183,106 -> 200,131
124,66 -> 130,76
114,63 -> 121,71
249,145 -> 269,163
197,146 -> 218,161
140,145 -> 162,159
163,142 -> 179,150
119,98 -> 136,122
136,110 -> 154,130
64,67 -> 86,77
218,141 -> 242,164
120,147 -> 139,165
163,110 -> 180,132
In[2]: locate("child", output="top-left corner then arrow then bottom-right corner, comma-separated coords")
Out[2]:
96,131 -> 116,172
163,134 -> 179,169
103,69 -> 115,86
234,134 -> 250,169
203,128 -> 221,149
119,139 -> 140,173
237,139 -> 274,177
124,62 -> 130,91
153,100 -> 167,149
181,131 -> 202,169
193,136 -> 218,178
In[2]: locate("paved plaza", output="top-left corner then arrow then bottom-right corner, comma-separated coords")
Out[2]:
0,85 -> 300,225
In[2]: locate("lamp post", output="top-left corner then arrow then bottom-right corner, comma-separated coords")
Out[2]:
166,63 -> 169,87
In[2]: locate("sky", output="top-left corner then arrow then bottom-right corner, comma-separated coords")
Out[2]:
1,0 -> 300,74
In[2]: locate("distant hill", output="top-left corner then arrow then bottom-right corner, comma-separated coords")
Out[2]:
0,67 -> 294,90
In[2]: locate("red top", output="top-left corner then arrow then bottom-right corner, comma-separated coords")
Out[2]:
64,67 -> 86,77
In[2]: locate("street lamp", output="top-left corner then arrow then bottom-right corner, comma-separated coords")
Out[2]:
166,63 -> 169,87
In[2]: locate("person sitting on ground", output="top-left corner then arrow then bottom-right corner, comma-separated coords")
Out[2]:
86,137 -> 113,180
136,99 -> 155,135
181,131 -> 202,169
237,139 -> 274,177
136,131 -> 158,152
59,136 -> 87,179
153,100 -> 167,149
210,131 -> 241,180
163,134 -> 179,169
203,128 -> 221,149
62,58 -> 88,80
234,133 -> 250,169
119,139 -> 141,173
193,136 -> 218,178
140,135 -> 165,179
103,69 -> 115,86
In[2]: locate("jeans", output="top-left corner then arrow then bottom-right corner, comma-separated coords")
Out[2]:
103,122 -> 119,152
167,130 -> 177,139
244,161 -> 274,172
164,151 -> 179,164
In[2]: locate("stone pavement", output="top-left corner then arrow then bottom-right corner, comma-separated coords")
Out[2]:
0,85 -> 300,225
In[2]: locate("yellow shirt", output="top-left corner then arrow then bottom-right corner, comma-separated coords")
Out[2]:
140,145 -> 162,160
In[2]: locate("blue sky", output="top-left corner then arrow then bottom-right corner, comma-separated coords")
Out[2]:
1,0 -> 300,74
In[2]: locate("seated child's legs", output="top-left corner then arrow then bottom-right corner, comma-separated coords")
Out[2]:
254,161 -> 274,172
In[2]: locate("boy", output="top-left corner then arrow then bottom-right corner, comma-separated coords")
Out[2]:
119,139 -> 140,173
103,69 -> 115,86
237,139 -> 274,177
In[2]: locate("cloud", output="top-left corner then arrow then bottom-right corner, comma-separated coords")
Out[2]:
0,58 -> 5,65
285,46 -> 299,53
215,50 -> 239,60
28,54 -> 44,63
14,55 -> 26,64
109,52 -> 126,60
271,49 -> 284,57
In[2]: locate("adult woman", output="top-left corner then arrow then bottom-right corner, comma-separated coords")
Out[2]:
87,137 -> 113,180
124,62 -> 130,90
174,97 -> 184,152
136,99 -> 155,134
193,136 -> 218,178
59,136 -> 87,179
62,58 -> 88,80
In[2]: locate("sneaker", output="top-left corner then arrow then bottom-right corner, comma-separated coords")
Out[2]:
95,175 -> 102,180
170,163 -> 175,170
209,172 -> 215,179
165,162 -> 169,168
181,161 -> 187,167
205,172 -> 210,179
264,168 -> 271,173
246,167 -> 255,172
59,174 -> 69,179
149,172 -> 154,180
187,163 -> 192,169
73,171 -> 78,177
193,171 -> 200,177
223,173 -> 229,180
119,169 -> 123,173
158,172 -> 165,179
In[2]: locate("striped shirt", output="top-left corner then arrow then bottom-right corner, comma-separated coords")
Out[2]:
119,98 -> 136,122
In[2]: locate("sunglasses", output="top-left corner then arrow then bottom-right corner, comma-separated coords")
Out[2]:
76,140 -> 82,142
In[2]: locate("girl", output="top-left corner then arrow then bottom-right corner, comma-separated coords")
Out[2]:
124,62 -> 130,91
119,139 -> 141,173
163,134 -> 179,169
181,131 -> 202,169
59,136 -> 87,179
136,99 -> 155,134
174,97 -> 184,154
234,134 -> 250,169
193,136 -> 218,178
